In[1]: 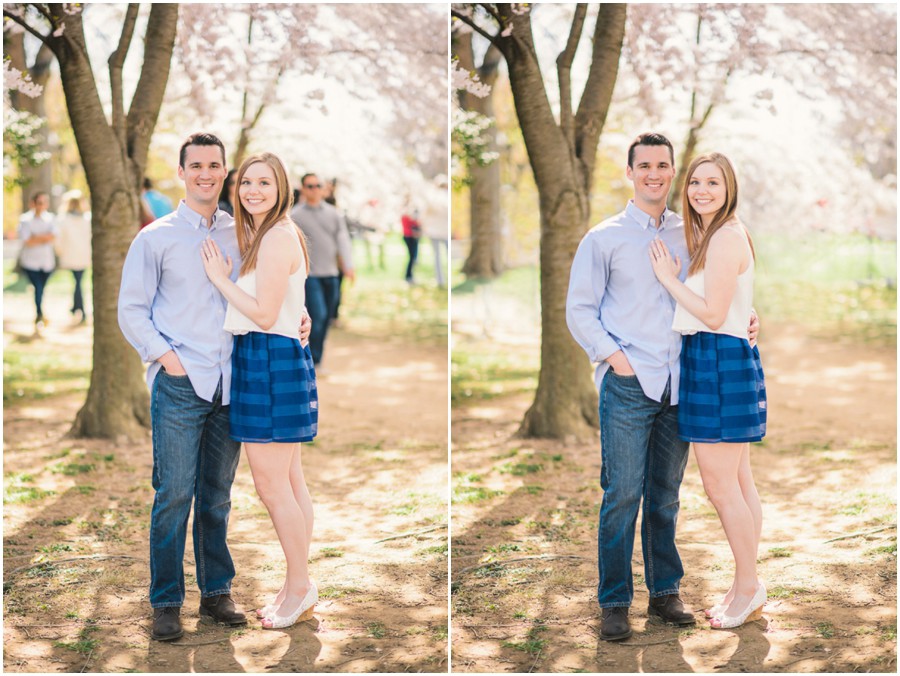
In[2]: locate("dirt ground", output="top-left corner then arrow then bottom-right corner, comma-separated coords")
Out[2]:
3,291 -> 449,673
450,324 -> 897,673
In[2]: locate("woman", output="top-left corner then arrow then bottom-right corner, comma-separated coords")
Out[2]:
17,191 -> 57,329
201,152 -> 318,630
54,192 -> 92,324
648,152 -> 767,630
218,168 -> 238,216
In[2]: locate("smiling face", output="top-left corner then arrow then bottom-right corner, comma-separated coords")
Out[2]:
177,144 -> 226,215
626,144 -> 675,217
239,161 -> 279,226
686,161 -> 727,227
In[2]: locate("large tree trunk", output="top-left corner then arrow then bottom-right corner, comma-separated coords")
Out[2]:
33,3 -> 179,439
456,30 -> 504,279
484,3 -> 625,440
5,33 -> 54,210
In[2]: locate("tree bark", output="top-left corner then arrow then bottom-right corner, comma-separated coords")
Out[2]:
455,29 -> 504,279
22,3 -> 179,439
5,32 -> 54,211
473,3 -> 626,439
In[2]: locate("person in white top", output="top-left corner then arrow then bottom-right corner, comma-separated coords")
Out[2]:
54,192 -> 92,324
17,191 -> 57,328
201,152 -> 319,630
648,152 -> 768,630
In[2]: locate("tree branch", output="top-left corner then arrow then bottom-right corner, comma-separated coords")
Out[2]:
2,11 -> 52,47
557,4 -> 587,150
125,3 -> 178,183
108,3 -> 140,153
573,3 -> 626,182
451,9 -> 498,46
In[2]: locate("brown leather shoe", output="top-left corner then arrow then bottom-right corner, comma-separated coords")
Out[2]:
648,594 -> 696,625
600,606 -> 632,641
200,594 -> 247,625
152,607 -> 183,641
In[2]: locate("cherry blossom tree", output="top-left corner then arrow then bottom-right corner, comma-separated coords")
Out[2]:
621,3 -> 897,207
3,25 -> 53,203
452,3 -> 627,440
3,3 -> 177,439
453,23 -> 504,279
175,4 -> 448,173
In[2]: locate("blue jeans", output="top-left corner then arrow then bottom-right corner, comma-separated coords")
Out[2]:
23,268 -> 52,321
149,371 -> 241,608
71,269 -> 85,314
305,275 -> 340,365
403,236 -> 419,282
597,371 -> 690,608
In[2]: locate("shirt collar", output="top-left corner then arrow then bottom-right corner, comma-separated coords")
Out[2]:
627,200 -> 679,231
177,200 -> 230,231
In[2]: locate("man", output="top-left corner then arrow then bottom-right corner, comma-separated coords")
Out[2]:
566,132 -> 758,641
291,172 -> 355,367
118,132 -> 310,641
17,191 -> 57,328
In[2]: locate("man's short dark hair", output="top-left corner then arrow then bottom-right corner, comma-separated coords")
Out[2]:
142,177 -> 153,190
627,132 -> 674,168
300,173 -> 318,188
30,191 -> 48,203
179,132 -> 226,169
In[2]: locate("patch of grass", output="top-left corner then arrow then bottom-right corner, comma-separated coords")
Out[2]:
866,544 -> 897,556
3,345 -> 91,403
502,624 -> 548,655
367,621 -> 387,639
452,485 -> 504,504
453,472 -> 482,484
499,517 -> 521,526
452,347 -> 538,403
339,237 -> 447,345
74,485 -> 96,495
418,543 -> 448,556
38,543 -> 73,554
815,621 -> 835,639
51,517 -> 74,526
318,585 -> 360,600
319,547 -> 344,558
432,625 -> 448,642
53,626 -> 100,655
51,462 -> 95,476
522,485 -> 543,495
767,546 -> 792,558
485,543 -> 521,553
4,485 -> 56,504
768,585 -> 809,599
499,462 -> 543,476
880,626 -> 897,642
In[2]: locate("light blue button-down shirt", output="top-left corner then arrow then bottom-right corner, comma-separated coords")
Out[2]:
566,201 -> 690,404
118,201 -> 241,404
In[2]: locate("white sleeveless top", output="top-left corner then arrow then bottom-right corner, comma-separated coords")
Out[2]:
672,224 -> 754,340
223,222 -> 307,340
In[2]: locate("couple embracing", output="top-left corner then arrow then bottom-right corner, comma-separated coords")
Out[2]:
119,132 -> 319,640
567,132 -> 768,640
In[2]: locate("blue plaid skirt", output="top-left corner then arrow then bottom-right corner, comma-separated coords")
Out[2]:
678,332 -> 767,443
229,332 -> 318,443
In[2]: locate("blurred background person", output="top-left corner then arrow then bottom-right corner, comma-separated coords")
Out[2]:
142,177 -> 174,219
218,169 -> 238,216
400,199 -> 421,284
54,191 -> 92,325
17,191 -> 57,329
422,175 -> 449,289
291,172 -> 355,369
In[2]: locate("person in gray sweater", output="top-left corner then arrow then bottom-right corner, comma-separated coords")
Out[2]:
290,173 -> 355,366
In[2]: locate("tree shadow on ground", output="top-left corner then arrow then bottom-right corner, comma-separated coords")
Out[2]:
450,327 -> 896,673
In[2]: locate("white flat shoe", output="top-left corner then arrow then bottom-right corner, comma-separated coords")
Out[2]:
262,582 -> 317,629
710,582 -> 766,629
